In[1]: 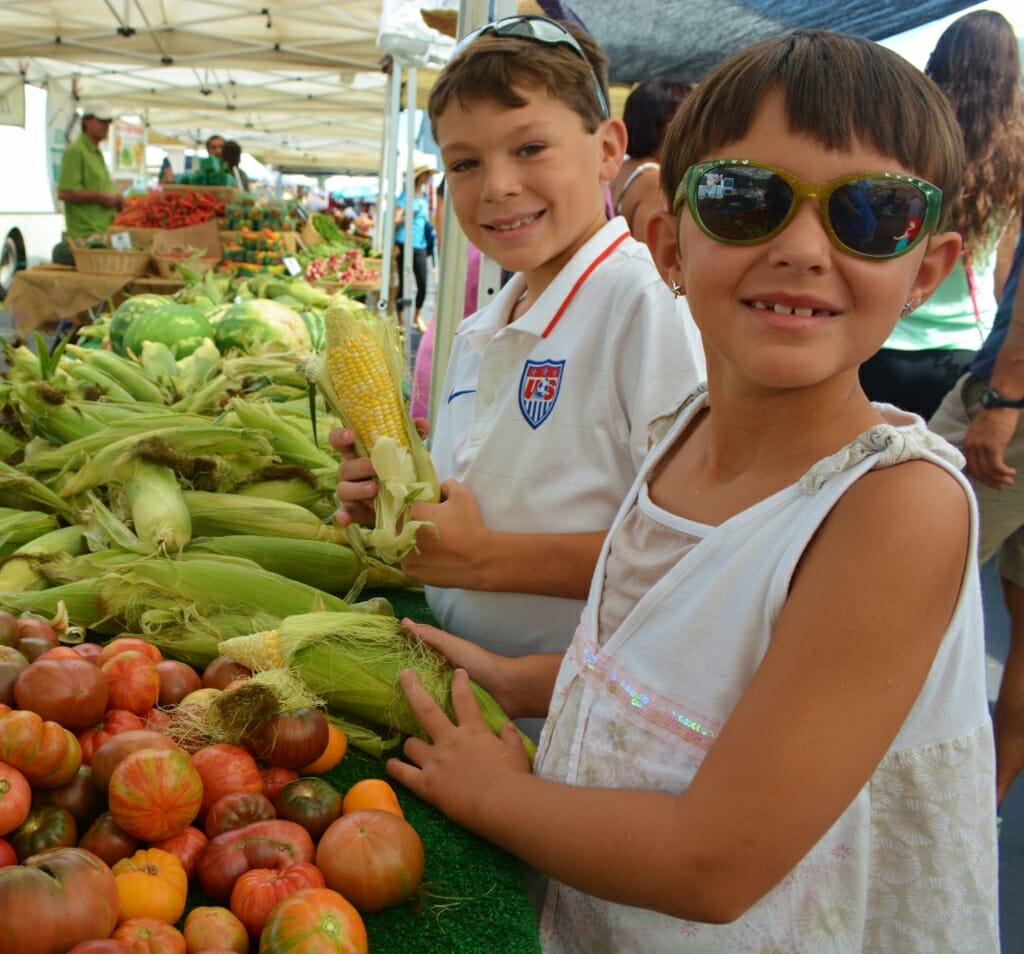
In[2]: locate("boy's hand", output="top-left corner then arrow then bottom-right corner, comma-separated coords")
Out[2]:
328,427 -> 379,527
403,479 -> 489,588
386,668 -> 531,825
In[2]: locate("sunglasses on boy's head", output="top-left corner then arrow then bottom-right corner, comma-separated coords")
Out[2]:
673,159 -> 943,260
452,14 -> 611,120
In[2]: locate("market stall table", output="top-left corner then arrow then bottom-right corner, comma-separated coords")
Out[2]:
2,264 -> 136,337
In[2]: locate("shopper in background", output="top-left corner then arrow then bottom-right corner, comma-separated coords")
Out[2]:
860,9 -> 1024,419
205,134 -> 225,159
53,101 -> 124,263
220,140 -> 251,191
609,76 -> 692,242
395,164 -> 436,333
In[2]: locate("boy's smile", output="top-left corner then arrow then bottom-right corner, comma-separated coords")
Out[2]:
437,83 -> 623,294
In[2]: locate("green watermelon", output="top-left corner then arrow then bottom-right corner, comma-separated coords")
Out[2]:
108,294 -> 169,356
211,299 -> 312,355
122,303 -> 214,359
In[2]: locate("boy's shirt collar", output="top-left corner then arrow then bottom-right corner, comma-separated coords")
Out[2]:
462,217 -> 633,348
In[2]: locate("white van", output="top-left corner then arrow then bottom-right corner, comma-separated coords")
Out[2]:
0,84 -> 67,299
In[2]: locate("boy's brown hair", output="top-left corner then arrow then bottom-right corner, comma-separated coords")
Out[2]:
428,23 -> 610,139
660,30 -> 966,230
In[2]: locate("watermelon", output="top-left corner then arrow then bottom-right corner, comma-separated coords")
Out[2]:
122,303 -> 214,359
211,300 -> 312,355
108,294 -> 169,356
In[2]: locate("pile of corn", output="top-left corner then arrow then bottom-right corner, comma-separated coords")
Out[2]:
0,307 -> 413,670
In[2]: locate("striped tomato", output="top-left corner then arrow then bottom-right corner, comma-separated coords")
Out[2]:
107,747 -> 202,841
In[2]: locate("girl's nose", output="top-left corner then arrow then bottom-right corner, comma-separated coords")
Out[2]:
765,199 -> 834,271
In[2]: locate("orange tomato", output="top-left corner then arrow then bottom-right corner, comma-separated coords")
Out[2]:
341,778 -> 403,818
111,847 -> 188,924
299,724 -> 347,775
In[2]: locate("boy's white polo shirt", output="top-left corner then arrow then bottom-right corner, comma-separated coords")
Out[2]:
426,217 -> 705,660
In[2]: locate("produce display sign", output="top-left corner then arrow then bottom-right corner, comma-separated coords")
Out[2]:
112,120 -> 145,178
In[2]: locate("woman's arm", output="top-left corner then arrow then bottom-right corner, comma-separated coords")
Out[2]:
390,460 -> 971,922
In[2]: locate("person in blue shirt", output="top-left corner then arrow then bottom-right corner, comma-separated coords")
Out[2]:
931,207 -> 1024,805
395,164 -> 437,332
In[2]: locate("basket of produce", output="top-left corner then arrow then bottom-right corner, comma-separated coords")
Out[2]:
71,246 -> 153,277
163,183 -> 240,202
153,253 -> 219,279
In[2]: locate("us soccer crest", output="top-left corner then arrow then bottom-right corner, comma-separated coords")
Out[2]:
518,359 -> 565,429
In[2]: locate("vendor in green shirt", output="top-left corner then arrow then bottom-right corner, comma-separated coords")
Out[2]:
56,101 -> 124,244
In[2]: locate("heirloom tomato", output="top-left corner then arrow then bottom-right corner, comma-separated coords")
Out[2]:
245,707 -> 329,770
112,848 -> 188,924
102,651 -> 161,716
0,761 -> 30,835
272,777 -> 342,841
0,846 -> 120,954
9,804 -> 77,861
97,638 -> 162,667
191,743 -> 263,817
0,709 -> 83,788
258,887 -> 367,954
182,905 -> 249,954
108,747 -> 203,841
205,790 -> 276,838
90,729 -> 180,793
13,657 -> 109,730
79,811 -> 140,867
150,824 -> 207,879
112,917 -> 186,953
155,660 -> 201,707
32,765 -> 104,832
315,809 -> 424,912
78,709 -> 146,765
231,862 -> 325,941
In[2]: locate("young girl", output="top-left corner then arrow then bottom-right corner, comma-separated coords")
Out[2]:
386,30 -> 999,950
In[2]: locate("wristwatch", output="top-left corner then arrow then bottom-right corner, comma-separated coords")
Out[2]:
979,385 -> 1024,409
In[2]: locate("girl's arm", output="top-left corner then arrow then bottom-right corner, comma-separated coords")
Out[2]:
389,459 -> 971,922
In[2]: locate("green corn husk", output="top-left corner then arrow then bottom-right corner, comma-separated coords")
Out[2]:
0,461 -> 74,517
219,612 -> 537,764
182,490 -> 346,543
64,345 -> 169,405
0,524 -> 88,592
0,428 -> 23,462
123,460 -> 192,554
224,398 -> 338,471
186,535 -> 413,596
0,509 -> 61,558
0,578 -> 110,631
9,381 -> 108,445
326,712 -> 402,759
234,476 -> 325,509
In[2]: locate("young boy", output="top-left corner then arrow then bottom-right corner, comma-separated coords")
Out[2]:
332,16 -> 705,723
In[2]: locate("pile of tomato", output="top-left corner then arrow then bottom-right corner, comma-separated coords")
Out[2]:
0,609 -> 425,954
114,191 -> 227,230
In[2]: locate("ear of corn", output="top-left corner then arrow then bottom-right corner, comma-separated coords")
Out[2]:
182,489 -> 346,543
310,297 -> 439,564
123,460 -> 192,554
0,525 -> 88,592
218,612 -> 537,765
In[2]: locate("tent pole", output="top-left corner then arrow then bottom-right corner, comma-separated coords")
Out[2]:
377,58 -> 402,317
401,65 -> 418,376
427,0 -> 517,430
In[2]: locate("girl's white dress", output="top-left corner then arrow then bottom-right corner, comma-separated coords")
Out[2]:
535,391 -> 999,953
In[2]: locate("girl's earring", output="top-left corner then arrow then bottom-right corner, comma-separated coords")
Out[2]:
900,300 -> 915,318
670,280 -> 682,297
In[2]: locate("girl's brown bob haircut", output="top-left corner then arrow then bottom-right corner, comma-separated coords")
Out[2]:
427,25 -> 610,140
660,30 -> 966,231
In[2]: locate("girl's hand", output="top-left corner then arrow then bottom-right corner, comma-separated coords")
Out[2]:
401,618 -> 523,717
386,668 -> 531,824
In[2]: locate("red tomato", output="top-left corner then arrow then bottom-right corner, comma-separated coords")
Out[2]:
67,940 -> 135,953
32,765 -> 104,833
0,709 -> 83,789
79,811 -> 140,868
258,887 -> 367,954
230,862 -> 325,941
0,836 -> 15,867
9,803 -> 78,861
111,916 -> 186,953
0,644 -> 29,707
35,645 -> 81,661
97,638 -> 162,667
13,658 -> 109,730
182,905 -> 249,954
244,708 -> 329,770
0,846 -> 121,954
260,766 -> 299,802
201,657 -> 251,691
78,709 -> 146,765
142,707 -> 172,732
205,790 -> 276,838
102,652 -> 161,716
71,642 -> 104,665
0,762 -> 31,836
108,747 -> 203,841
154,660 -> 201,707
315,809 -> 424,912
90,729 -> 180,794
190,743 -> 263,818
149,825 -> 207,880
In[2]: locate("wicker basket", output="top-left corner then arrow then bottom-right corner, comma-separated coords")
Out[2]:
106,227 -> 163,250
71,247 -> 153,277
153,255 -> 218,280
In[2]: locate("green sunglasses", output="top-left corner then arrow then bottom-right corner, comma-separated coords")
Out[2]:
673,159 -> 943,259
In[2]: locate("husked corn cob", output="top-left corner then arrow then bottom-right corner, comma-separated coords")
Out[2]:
310,297 -> 439,563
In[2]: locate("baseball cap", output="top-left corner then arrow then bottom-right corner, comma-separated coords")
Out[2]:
81,101 -> 114,122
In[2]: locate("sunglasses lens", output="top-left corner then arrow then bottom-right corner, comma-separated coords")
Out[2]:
693,165 -> 792,242
829,179 -> 928,257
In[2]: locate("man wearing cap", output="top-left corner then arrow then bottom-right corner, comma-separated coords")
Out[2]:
56,101 -> 124,245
